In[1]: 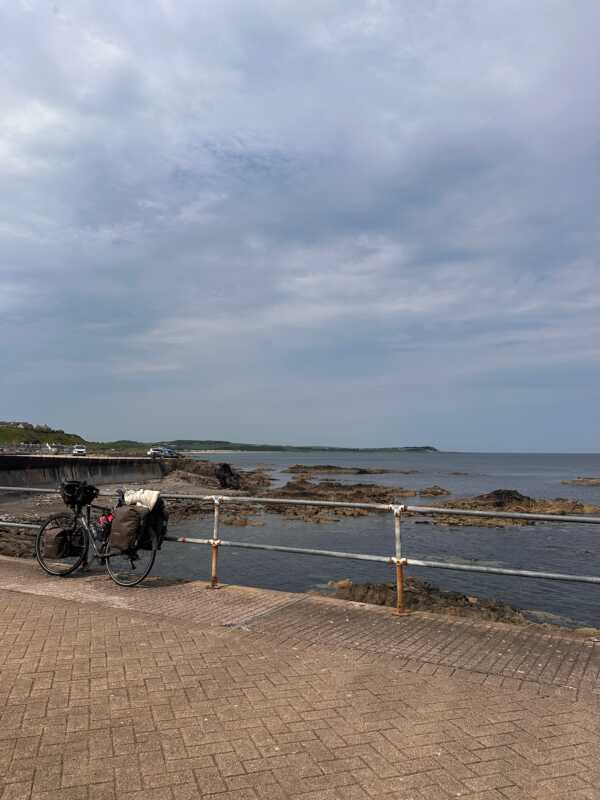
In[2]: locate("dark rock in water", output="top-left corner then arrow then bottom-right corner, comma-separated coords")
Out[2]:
215,463 -> 241,490
270,478 -> 415,505
328,577 -> 527,624
164,458 -> 271,497
287,464 -> 358,473
561,476 -> 600,486
285,464 -> 419,476
432,488 -> 600,526
419,485 -> 451,497
470,489 -> 533,508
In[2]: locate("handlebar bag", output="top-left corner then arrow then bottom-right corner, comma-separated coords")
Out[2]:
60,481 -> 99,508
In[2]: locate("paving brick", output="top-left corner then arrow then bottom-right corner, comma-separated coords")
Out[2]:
464,774 -> 516,793
1,783 -> 32,800
1,561 -> 600,800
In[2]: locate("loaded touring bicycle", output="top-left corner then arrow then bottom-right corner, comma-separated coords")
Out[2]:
36,480 -> 168,586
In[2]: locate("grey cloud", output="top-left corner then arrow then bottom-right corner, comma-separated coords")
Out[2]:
1,0 -> 599,448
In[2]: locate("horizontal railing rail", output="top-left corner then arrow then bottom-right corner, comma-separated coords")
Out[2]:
0,521 -> 38,529
2,485 -> 600,610
3,485 -> 600,523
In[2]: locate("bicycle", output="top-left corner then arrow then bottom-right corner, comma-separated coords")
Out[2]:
35,481 -> 159,587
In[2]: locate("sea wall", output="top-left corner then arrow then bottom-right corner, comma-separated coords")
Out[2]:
0,455 -> 163,490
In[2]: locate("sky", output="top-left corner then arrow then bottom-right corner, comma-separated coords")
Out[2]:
1,1 -> 600,451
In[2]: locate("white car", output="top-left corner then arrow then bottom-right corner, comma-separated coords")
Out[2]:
72,445 -> 87,456
147,446 -> 177,459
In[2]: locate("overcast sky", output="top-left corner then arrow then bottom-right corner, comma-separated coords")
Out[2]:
2,1 -> 599,451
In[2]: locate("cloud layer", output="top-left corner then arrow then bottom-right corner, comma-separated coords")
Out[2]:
2,1 -> 600,450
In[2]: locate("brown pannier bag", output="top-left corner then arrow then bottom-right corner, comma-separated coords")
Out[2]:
42,527 -> 69,559
110,506 -> 148,551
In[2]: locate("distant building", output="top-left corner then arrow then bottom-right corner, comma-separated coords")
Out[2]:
0,420 -> 52,431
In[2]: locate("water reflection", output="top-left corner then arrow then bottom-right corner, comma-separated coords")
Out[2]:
157,509 -> 600,628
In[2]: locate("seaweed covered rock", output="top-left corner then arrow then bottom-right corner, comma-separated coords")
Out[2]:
428,488 -> 600,527
469,489 -> 534,508
419,485 -> 451,497
328,577 -> 527,624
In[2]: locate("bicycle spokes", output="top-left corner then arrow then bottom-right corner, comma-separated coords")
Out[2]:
105,533 -> 157,587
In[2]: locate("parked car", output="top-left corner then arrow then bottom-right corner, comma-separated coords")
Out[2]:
72,445 -> 87,456
147,446 -> 178,459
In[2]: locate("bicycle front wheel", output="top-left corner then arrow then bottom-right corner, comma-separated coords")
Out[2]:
36,512 -> 89,576
105,530 -> 157,587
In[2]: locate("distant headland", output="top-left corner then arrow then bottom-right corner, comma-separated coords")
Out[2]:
0,422 -> 437,454
162,441 -> 439,453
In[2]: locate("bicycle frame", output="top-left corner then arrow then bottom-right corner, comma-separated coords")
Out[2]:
77,504 -> 114,563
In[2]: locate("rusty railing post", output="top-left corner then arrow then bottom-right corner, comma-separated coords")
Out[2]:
391,505 -> 408,614
209,496 -> 222,588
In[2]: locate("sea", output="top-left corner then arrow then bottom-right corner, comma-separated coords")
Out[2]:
160,451 -> 600,629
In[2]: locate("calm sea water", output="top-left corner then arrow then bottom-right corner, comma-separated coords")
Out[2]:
159,451 -> 600,628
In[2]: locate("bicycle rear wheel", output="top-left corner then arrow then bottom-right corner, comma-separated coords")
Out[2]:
105,529 -> 157,586
36,512 -> 88,576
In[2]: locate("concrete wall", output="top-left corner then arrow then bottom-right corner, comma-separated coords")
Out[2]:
0,455 -> 164,489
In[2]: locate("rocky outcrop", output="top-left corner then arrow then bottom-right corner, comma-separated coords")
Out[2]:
561,477 -> 600,486
215,463 -> 241,490
270,478 -> 415,503
463,489 -> 535,508
285,464 -> 419,476
247,478 -> 457,522
260,482 -> 600,527
418,485 -> 451,497
220,512 -> 265,527
260,478 -> 417,522
427,489 -> 600,527
166,459 -> 272,494
328,577 -> 527,624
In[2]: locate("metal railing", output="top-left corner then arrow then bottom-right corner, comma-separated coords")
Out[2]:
2,485 -> 600,613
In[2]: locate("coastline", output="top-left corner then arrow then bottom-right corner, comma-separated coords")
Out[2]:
2,453 -> 600,630
183,449 -> 248,454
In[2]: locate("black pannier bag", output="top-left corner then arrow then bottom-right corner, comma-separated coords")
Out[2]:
110,506 -> 148,551
42,527 -> 69,558
60,481 -> 99,508
42,526 -> 84,558
138,497 -> 169,551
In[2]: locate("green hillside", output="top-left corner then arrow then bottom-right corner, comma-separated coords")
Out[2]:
0,426 -> 85,446
92,440 -> 148,452
1,425 -> 438,454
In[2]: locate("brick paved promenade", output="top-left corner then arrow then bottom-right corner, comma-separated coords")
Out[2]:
1,556 -> 600,800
